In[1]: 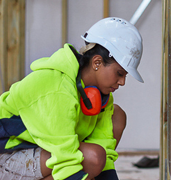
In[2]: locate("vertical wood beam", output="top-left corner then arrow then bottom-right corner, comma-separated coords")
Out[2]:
167,0 -> 171,178
160,0 -> 168,177
103,0 -> 109,18
0,0 -> 25,93
19,0 -> 25,81
0,0 -> 7,94
7,0 -> 25,90
62,0 -> 68,46
161,0 -> 171,179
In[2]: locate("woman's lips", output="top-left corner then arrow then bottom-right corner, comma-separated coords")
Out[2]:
111,87 -> 118,92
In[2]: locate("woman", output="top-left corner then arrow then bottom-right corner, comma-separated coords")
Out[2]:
0,17 -> 143,180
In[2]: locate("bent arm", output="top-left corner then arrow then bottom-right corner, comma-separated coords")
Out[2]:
112,104 -> 127,149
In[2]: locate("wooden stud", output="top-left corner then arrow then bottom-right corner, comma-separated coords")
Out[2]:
62,0 -> 67,47
167,0 -> 171,178
103,0 -> 109,18
160,0 -> 167,178
7,0 -> 25,90
19,0 -> 25,81
0,0 -> 25,93
160,0 -> 171,179
0,0 -> 8,94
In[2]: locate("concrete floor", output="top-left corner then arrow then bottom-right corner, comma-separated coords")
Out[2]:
115,155 -> 159,180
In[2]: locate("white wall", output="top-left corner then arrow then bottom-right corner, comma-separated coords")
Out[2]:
68,0 -> 103,50
25,0 -> 162,150
25,0 -> 62,75
109,0 -> 162,150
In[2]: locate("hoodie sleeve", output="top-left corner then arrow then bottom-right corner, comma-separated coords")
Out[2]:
84,94 -> 118,171
19,92 -> 86,180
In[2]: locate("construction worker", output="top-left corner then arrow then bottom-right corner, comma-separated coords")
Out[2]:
0,17 -> 143,180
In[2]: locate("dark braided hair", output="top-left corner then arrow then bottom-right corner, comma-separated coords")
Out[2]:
70,44 -> 115,71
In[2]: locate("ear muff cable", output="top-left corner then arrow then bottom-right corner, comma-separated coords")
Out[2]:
76,71 -> 92,110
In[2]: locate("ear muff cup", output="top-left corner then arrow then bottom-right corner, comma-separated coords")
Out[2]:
80,87 -> 101,116
80,86 -> 109,116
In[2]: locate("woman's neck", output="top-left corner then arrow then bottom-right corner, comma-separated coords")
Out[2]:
81,67 -> 96,87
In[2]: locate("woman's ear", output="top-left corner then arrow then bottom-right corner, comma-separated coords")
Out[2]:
92,55 -> 103,71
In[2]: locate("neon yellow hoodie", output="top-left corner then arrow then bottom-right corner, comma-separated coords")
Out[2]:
0,44 -> 118,179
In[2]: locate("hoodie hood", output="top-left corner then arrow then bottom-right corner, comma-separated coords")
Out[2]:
30,44 -> 79,82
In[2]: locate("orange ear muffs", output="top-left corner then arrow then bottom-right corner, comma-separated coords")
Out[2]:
76,71 -> 109,116
80,86 -> 109,115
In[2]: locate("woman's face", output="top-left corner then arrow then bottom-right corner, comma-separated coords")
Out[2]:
95,60 -> 128,95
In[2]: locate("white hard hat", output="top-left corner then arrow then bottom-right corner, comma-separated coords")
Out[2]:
81,17 -> 144,83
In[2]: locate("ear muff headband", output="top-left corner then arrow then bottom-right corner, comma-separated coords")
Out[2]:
101,93 -> 110,109
76,70 -> 110,116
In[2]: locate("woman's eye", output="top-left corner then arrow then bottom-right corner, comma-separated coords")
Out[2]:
117,72 -> 123,76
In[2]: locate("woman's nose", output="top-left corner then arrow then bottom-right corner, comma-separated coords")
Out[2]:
118,77 -> 126,86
